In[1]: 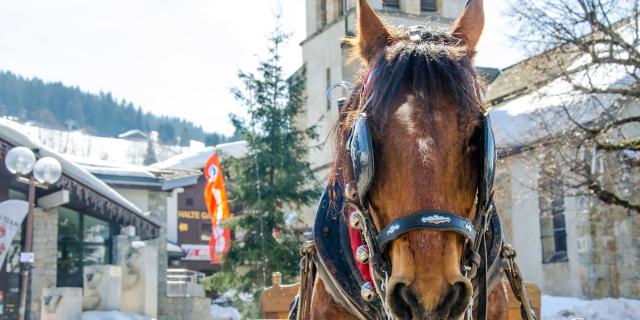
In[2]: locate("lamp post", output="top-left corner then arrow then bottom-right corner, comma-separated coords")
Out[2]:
5,147 -> 62,320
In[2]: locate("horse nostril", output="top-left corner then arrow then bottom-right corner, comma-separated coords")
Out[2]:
437,281 -> 471,318
389,283 -> 421,319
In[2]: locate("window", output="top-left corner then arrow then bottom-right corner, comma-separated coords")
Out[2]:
539,156 -> 568,263
58,208 -> 115,287
317,0 -> 327,29
421,0 -> 436,12
201,223 -> 212,241
383,0 -> 400,10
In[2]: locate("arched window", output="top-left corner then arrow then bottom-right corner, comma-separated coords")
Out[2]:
538,155 -> 568,263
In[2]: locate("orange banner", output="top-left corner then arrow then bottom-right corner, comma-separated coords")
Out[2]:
203,153 -> 231,264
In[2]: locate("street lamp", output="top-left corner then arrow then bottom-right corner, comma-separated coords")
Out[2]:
32,157 -> 62,185
4,147 -> 36,176
5,147 -> 62,320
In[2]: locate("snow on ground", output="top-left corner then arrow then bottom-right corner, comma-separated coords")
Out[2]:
81,310 -> 152,320
542,295 -> 640,320
211,304 -> 242,320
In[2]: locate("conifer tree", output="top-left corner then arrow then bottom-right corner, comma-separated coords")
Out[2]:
206,22 -> 319,316
143,138 -> 157,165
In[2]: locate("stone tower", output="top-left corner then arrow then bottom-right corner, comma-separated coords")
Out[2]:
299,0 -> 467,223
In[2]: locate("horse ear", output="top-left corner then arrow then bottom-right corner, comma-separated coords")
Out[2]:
451,0 -> 484,56
354,0 -> 391,63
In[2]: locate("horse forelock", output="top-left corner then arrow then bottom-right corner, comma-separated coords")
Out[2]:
328,28 -> 485,208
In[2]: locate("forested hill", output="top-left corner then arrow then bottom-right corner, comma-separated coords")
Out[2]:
0,71 -> 234,146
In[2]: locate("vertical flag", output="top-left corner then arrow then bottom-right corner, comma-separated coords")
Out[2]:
203,153 -> 231,264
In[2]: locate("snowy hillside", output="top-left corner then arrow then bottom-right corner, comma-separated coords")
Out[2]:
4,118 -> 206,165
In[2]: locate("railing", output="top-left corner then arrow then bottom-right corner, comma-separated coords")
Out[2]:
166,268 -> 206,297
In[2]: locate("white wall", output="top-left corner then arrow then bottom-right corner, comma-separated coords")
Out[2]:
114,188 -> 150,212
500,149 -> 584,297
165,188 -> 183,243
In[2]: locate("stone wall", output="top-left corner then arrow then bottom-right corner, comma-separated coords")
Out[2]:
30,207 -> 58,320
159,297 -> 211,320
575,152 -> 640,298
148,191 -> 171,317
496,146 -> 640,299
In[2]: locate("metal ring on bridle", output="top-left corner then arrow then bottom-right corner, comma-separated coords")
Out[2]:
326,81 -> 356,104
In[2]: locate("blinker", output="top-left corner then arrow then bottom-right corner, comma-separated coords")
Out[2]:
348,113 -> 375,203
480,115 -> 497,208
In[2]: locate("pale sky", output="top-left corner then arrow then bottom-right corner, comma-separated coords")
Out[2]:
0,0 -> 525,136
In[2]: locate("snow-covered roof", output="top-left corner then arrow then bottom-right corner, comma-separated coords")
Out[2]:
152,140 -> 248,170
488,37 -> 637,151
68,155 -> 161,179
66,154 -> 201,190
0,118 -> 147,218
117,129 -> 148,140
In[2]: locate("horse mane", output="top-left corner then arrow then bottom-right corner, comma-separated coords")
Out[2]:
328,28 -> 486,205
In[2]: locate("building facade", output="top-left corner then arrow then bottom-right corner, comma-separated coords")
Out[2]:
487,50 -> 640,299
0,119 -> 161,320
73,156 -> 208,315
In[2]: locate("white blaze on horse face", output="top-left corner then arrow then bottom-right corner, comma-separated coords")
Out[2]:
417,137 -> 433,164
395,95 -> 416,135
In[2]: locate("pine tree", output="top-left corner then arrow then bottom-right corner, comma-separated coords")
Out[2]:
206,22 -> 319,316
143,138 -> 157,165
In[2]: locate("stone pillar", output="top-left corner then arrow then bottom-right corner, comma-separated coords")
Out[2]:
120,242 -> 158,317
400,0 -> 421,15
148,191 -> 170,318
29,207 -> 58,320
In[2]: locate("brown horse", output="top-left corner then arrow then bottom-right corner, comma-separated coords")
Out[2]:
309,0 -> 508,319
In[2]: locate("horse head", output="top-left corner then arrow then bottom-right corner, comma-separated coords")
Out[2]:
332,1 -> 487,318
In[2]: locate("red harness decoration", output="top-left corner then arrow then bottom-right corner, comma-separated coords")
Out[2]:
348,206 -> 374,284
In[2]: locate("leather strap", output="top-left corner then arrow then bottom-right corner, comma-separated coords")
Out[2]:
377,211 -> 476,251
296,241 -> 317,320
502,243 -> 537,320
475,236 -> 488,320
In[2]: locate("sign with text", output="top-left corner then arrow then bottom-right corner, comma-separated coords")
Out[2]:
0,200 -> 28,267
19,252 -> 33,263
181,244 -> 211,261
178,210 -> 210,221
